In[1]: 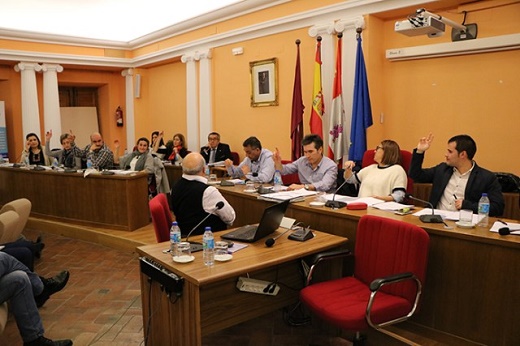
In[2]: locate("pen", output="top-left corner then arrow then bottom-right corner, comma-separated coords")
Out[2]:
497,219 -> 508,225
453,194 -> 458,199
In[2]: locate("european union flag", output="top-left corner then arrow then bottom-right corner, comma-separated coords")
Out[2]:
348,34 -> 373,162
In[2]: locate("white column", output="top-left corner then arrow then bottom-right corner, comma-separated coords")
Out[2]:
309,22 -> 336,147
195,49 -> 212,149
14,62 -> 42,138
181,53 -> 199,152
121,69 -> 135,150
41,64 -> 64,149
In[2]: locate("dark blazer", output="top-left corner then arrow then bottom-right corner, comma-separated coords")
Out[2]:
409,149 -> 505,216
200,143 -> 232,163
164,141 -> 189,163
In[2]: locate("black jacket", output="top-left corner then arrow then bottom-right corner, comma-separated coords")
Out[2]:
409,149 -> 504,216
200,143 -> 232,164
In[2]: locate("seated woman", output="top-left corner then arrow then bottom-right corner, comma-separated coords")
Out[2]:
164,133 -> 189,164
114,137 -> 154,173
44,129 -> 82,169
20,133 -> 52,166
343,140 -> 407,202
151,130 -> 167,159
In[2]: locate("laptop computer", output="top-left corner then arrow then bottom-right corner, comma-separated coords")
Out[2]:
221,200 -> 290,243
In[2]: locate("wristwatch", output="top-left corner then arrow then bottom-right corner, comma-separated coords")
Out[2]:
304,184 -> 309,190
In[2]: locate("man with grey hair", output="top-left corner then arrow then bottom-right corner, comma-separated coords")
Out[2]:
170,152 -> 235,236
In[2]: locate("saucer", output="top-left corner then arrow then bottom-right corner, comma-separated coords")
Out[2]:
173,255 -> 195,263
215,254 -> 233,262
243,189 -> 256,193
455,221 -> 475,229
309,201 -> 325,207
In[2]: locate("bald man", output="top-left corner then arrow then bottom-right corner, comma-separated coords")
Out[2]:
170,152 -> 235,236
71,132 -> 114,169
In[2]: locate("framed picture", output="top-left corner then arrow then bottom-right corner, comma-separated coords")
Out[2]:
250,58 -> 278,107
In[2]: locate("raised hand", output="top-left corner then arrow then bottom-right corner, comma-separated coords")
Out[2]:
417,133 -> 434,153
45,129 -> 53,142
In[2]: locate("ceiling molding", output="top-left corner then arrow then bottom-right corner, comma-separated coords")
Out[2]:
0,0 -> 439,69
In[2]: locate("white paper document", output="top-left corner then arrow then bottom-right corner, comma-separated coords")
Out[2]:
260,189 -> 317,201
323,195 -> 385,207
489,221 -> 520,234
372,202 -> 415,211
412,209 -> 483,224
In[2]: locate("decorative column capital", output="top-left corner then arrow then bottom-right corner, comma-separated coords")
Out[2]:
41,64 -> 64,73
14,62 -> 42,73
194,49 -> 212,61
181,53 -> 196,63
121,68 -> 134,77
334,16 -> 365,33
308,22 -> 336,37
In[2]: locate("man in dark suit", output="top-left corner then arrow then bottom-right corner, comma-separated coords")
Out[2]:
200,132 -> 232,164
409,133 -> 504,216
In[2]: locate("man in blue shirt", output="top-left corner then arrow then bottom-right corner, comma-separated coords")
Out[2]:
224,136 -> 275,183
273,134 -> 337,193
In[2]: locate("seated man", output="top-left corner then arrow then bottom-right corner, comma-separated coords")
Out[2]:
273,134 -> 337,193
224,136 -> 275,183
0,252 -> 72,346
71,132 -> 114,170
170,153 -> 235,236
409,133 -> 504,216
200,132 -> 232,164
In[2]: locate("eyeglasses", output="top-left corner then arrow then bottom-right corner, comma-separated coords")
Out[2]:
375,145 -> 383,151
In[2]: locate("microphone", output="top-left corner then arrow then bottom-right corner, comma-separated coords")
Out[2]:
405,194 -> 444,223
325,179 -> 349,209
265,227 -> 293,247
185,201 -> 225,252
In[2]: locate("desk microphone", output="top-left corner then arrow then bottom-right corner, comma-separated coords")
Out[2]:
185,201 -> 225,252
405,194 -> 444,223
325,179 -> 350,209
265,227 -> 293,247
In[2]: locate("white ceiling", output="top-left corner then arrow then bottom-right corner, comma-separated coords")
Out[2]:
0,0 -> 242,42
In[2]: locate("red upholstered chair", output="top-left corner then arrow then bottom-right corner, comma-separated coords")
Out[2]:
361,149 -> 414,193
230,151 -> 240,166
280,160 -> 300,185
149,193 -> 173,243
300,215 -> 430,345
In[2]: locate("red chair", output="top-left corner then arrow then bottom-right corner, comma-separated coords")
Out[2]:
230,151 -> 240,166
300,215 -> 430,345
361,149 -> 414,193
149,193 -> 173,243
280,160 -> 300,185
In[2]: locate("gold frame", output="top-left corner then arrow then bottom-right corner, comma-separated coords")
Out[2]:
250,58 -> 278,107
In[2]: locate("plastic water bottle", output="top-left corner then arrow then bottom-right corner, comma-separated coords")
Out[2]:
24,155 -> 30,166
203,227 -> 214,266
205,165 -> 210,178
169,221 -> 181,253
52,157 -> 59,169
273,170 -> 282,191
86,158 -> 93,169
477,193 -> 490,227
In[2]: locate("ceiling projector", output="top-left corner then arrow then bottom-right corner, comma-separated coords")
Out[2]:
395,16 -> 445,37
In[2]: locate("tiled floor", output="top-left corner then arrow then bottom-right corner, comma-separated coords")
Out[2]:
1,229 -> 361,346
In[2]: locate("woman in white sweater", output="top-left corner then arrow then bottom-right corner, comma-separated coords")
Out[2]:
343,140 -> 407,202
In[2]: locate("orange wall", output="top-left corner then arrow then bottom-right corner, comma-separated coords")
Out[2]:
0,0 -> 518,175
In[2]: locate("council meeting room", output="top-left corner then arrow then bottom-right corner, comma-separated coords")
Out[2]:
0,0 -> 519,345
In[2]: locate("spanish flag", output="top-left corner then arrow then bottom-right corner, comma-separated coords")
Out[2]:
309,37 -> 324,139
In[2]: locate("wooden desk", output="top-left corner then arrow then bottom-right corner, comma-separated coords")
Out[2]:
413,182 -> 520,220
164,164 -> 183,188
0,166 -> 149,231
137,229 -> 347,346
217,185 -> 520,346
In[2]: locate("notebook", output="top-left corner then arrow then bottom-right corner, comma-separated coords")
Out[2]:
221,200 -> 290,243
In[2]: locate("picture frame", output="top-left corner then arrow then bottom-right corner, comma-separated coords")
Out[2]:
250,58 -> 278,107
